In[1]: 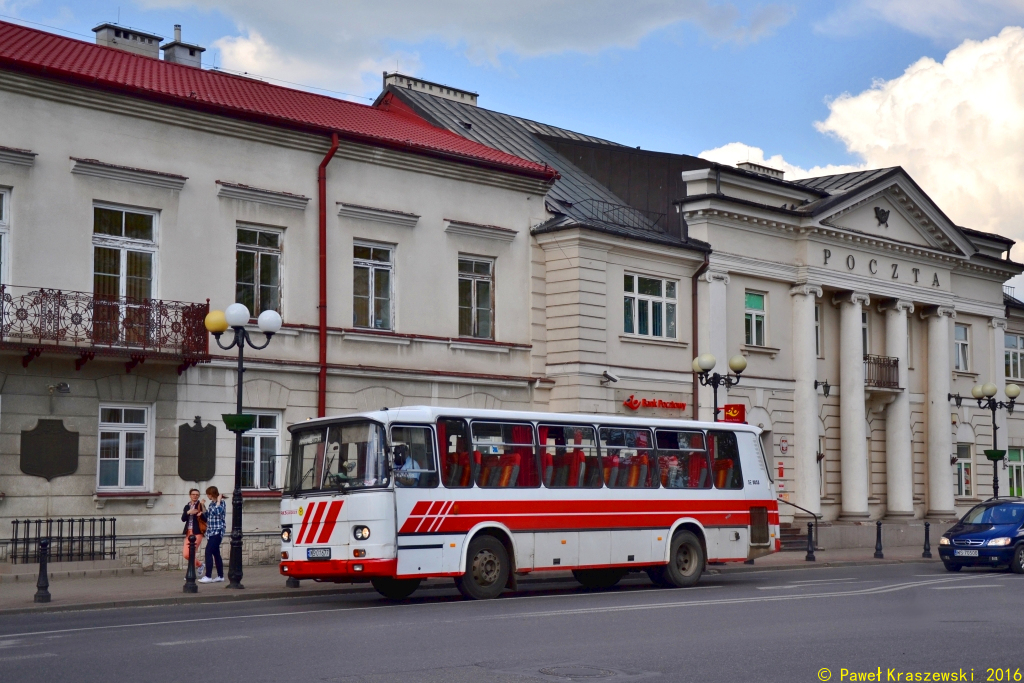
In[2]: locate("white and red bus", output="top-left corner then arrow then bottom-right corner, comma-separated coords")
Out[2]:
278,406 -> 779,599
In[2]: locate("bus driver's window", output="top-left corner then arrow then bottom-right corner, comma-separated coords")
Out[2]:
391,426 -> 439,488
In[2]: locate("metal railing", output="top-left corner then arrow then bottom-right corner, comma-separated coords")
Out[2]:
9,518 -> 117,564
864,354 -> 899,389
1005,285 -> 1015,299
0,284 -> 209,371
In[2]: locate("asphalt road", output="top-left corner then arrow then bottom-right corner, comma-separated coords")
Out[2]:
1,563 -> 1021,683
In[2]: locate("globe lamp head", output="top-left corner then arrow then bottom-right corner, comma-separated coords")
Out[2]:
204,310 -> 229,334
224,303 -> 251,328
257,309 -> 283,334
983,382 -> 998,398
697,353 -> 717,372
728,355 -> 748,374
1006,383 -> 1021,400
971,385 -> 984,399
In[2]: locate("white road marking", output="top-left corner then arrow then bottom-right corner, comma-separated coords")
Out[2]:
756,581 -> 872,590
0,574 -> 986,640
929,585 -> 1001,590
0,653 -> 57,662
155,635 -> 251,646
789,578 -> 860,584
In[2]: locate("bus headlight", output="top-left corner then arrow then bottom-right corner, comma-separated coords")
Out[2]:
281,527 -> 292,543
353,525 -> 371,541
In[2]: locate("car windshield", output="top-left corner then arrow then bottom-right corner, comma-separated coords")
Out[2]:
286,421 -> 389,493
962,503 -> 1024,526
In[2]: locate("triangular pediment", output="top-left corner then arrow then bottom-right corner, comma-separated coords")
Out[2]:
816,174 -> 973,257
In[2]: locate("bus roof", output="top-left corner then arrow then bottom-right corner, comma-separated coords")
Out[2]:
288,406 -> 763,435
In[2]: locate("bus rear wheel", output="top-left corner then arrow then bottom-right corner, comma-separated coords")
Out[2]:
572,568 -> 627,590
455,535 -> 509,600
649,531 -> 704,588
371,577 -> 421,600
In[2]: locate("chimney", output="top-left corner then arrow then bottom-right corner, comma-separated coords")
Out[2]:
737,161 -> 784,180
161,24 -> 205,68
382,72 -> 478,106
92,23 -> 163,59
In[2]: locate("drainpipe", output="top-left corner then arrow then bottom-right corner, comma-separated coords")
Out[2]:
691,252 -> 710,420
317,133 -> 339,418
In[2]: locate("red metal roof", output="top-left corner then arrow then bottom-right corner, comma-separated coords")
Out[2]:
0,20 -> 556,180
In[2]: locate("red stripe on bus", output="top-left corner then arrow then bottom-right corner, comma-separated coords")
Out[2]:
294,501 -> 318,545
314,500 -> 345,544
300,501 -> 329,544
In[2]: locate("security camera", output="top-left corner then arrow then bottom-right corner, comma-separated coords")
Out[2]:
601,371 -> 619,384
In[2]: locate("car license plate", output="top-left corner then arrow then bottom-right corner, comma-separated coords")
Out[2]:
306,547 -> 331,561
954,549 -> 979,557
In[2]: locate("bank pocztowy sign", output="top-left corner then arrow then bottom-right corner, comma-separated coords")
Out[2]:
622,395 -> 686,411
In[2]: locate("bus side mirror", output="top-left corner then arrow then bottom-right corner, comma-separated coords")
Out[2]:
266,454 -> 290,492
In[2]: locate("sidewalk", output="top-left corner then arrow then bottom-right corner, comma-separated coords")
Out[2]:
0,547 -> 939,615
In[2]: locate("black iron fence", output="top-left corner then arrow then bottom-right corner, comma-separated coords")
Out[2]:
9,518 -> 117,564
864,354 -> 899,389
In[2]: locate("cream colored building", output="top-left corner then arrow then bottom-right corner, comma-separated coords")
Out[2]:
1,19 -> 1020,569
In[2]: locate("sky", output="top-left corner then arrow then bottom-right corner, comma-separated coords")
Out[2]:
4,0 -> 1024,280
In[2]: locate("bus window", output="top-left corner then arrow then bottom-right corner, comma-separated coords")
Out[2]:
437,418 -> 474,488
708,430 -> 743,489
655,430 -> 711,489
470,422 -> 539,488
538,425 -> 602,488
391,425 -> 439,488
599,427 -> 656,488
321,422 -> 389,490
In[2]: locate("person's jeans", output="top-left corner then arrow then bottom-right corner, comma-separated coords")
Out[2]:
204,533 -> 223,578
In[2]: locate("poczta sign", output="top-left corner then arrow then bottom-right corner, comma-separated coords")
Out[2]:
722,404 -> 745,423
823,249 -> 943,288
622,395 -> 687,411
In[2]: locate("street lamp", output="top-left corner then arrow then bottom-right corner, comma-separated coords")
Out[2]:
204,303 -> 282,589
692,353 -> 747,422
951,382 -> 1020,499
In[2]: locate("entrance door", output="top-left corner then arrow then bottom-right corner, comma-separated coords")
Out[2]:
391,424 -> 444,576
1010,449 -> 1023,498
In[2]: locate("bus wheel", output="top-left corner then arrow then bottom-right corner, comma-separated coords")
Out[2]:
371,577 -> 421,600
455,535 -> 509,600
657,531 -> 704,588
572,568 -> 627,589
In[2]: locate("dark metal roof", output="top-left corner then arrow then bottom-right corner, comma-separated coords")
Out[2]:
795,168 -> 900,194
377,85 -> 703,249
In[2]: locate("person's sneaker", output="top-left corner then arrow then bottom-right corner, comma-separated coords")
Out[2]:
198,576 -> 214,583
213,576 -> 225,582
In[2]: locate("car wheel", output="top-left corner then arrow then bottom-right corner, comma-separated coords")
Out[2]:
572,568 -> 627,589
370,577 -> 420,600
1012,545 -> 1024,575
455,535 -> 509,600
656,531 -> 705,588
942,561 -> 962,572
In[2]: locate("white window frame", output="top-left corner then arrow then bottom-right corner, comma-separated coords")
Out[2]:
954,442 -> 973,497
623,273 -> 678,339
814,304 -> 822,358
96,404 -> 153,492
236,224 -> 283,317
241,411 -> 282,490
352,240 -> 395,331
458,255 -> 495,339
861,310 -> 870,356
1005,333 -> 1024,380
954,323 -> 970,372
92,202 -> 159,300
0,187 -> 10,286
744,290 -> 767,347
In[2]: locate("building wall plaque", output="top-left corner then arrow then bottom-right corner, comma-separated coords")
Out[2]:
178,417 -> 217,482
20,419 -> 80,480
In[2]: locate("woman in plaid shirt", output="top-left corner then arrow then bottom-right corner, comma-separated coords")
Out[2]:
199,486 -> 226,583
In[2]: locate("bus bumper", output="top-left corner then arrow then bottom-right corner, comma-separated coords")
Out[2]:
280,558 -> 398,580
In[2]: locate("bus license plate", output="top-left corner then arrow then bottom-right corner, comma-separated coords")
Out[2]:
307,547 -> 331,561
954,549 -> 978,557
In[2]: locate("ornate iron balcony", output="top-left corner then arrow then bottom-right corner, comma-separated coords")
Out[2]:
864,354 -> 899,389
0,284 -> 210,373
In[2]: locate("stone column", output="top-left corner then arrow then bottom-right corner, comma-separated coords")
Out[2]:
881,299 -> 914,518
924,306 -> 956,517
991,317 -> 1010,496
790,283 -> 823,516
834,291 -> 870,519
697,270 -> 730,422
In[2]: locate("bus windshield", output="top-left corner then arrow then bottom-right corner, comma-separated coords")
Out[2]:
286,421 -> 389,494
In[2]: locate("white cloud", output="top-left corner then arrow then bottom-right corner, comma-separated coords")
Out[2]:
141,0 -> 793,94
697,141 -> 865,179
704,27 -> 1024,267
818,0 -> 1024,43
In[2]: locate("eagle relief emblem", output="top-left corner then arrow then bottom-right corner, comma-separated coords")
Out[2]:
874,206 -> 890,227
